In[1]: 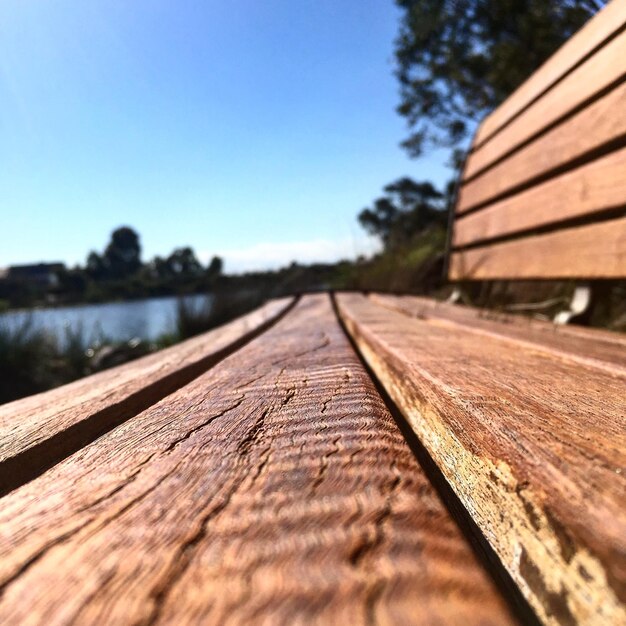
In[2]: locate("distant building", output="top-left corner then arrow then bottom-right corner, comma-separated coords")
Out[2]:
3,263 -> 66,288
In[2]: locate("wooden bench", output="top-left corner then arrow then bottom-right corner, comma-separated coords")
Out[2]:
449,0 -> 626,281
0,295 -> 519,625
0,3 -> 624,626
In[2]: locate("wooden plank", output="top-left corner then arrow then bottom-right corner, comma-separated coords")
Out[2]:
0,294 -> 517,625
457,81 -> 626,214
0,297 -> 294,496
465,31 -> 626,180
369,293 -> 626,376
449,215 -> 626,280
369,292 -> 626,349
454,146 -> 626,247
337,292 -> 626,626
473,0 -> 626,148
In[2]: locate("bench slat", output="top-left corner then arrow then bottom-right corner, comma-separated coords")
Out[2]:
0,295 -> 517,625
371,292 -> 626,347
337,292 -> 626,626
0,297 -> 294,496
453,146 -> 626,247
457,81 -> 626,214
465,30 -> 626,180
473,0 -> 626,148
450,215 -> 626,280
369,293 -> 626,375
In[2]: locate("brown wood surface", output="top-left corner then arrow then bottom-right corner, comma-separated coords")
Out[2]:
370,292 -> 626,347
0,294 -> 517,626
0,297 -> 294,496
369,293 -> 626,376
337,292 -> 626,626
453,146 -> 626,247
457,81 -> 626,214
371,292 -> 626,349
465,30 -> 626,180
449,215 -> 626,280
473,0 -> 626,148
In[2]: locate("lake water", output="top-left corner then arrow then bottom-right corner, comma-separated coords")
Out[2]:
0,294 -> 211,345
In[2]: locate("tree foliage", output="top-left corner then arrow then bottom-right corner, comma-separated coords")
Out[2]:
207,255 -> 223,277
394,0 -> 603,157
166,247 -> 203,276
80,227 -> 223,290
104,226 -> 142,279
358,177 -> 449,250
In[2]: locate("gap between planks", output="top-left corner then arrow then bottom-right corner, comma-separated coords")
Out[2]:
329,292 -> 542,626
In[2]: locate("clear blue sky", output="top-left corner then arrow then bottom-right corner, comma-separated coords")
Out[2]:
0,0 -> 449,272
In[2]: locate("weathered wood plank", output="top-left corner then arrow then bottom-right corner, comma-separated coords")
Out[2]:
473,0 -> 626,148
0,295 -> 517,625
454,144 -> 626,247
370,293 -> 626,376
465,30 -> 626,180
337,292 -> 626,626
0,297 -> 294,496
370,293 -> 626,347
457,81 -> 626,214
449,215 -> 626,280
371,292 -> 626,350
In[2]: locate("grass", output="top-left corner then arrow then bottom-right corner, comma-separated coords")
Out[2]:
0,317 -> 90,405
344,226 -> 447,294
0,289 -> 268,405
176,290 -> 266,339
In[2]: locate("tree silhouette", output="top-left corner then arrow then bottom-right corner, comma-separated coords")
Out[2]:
207,256 -> 223,278
359,177 -> 447,250
104,227 -> 142,279
166,247 -> 203,276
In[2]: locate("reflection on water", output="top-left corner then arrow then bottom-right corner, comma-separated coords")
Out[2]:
0,294 -> 210,345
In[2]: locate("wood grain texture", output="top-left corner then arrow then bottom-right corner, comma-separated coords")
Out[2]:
454,146 -> 626,247
465,30 -> 626,180
337,292 -> 626,626
473,0 -> 626,148
449,215 -> 626,280
369,293 -> 626,376
0,294 -> 517,626
0,297 -> 294,495
457,81 -> 626,214
369,292 -> 626,347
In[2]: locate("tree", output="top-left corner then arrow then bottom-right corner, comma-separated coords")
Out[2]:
359,177 -> 447,249
166,247 -> 203,276
150,256 -> 171,280
394,0 -> 603,157
103,227 -> 142,279
56,267 -> 87,295
207,256 -> 223,278
85,251 -> 106,280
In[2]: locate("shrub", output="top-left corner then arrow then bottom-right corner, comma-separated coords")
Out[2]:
176,291 -> 266,339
